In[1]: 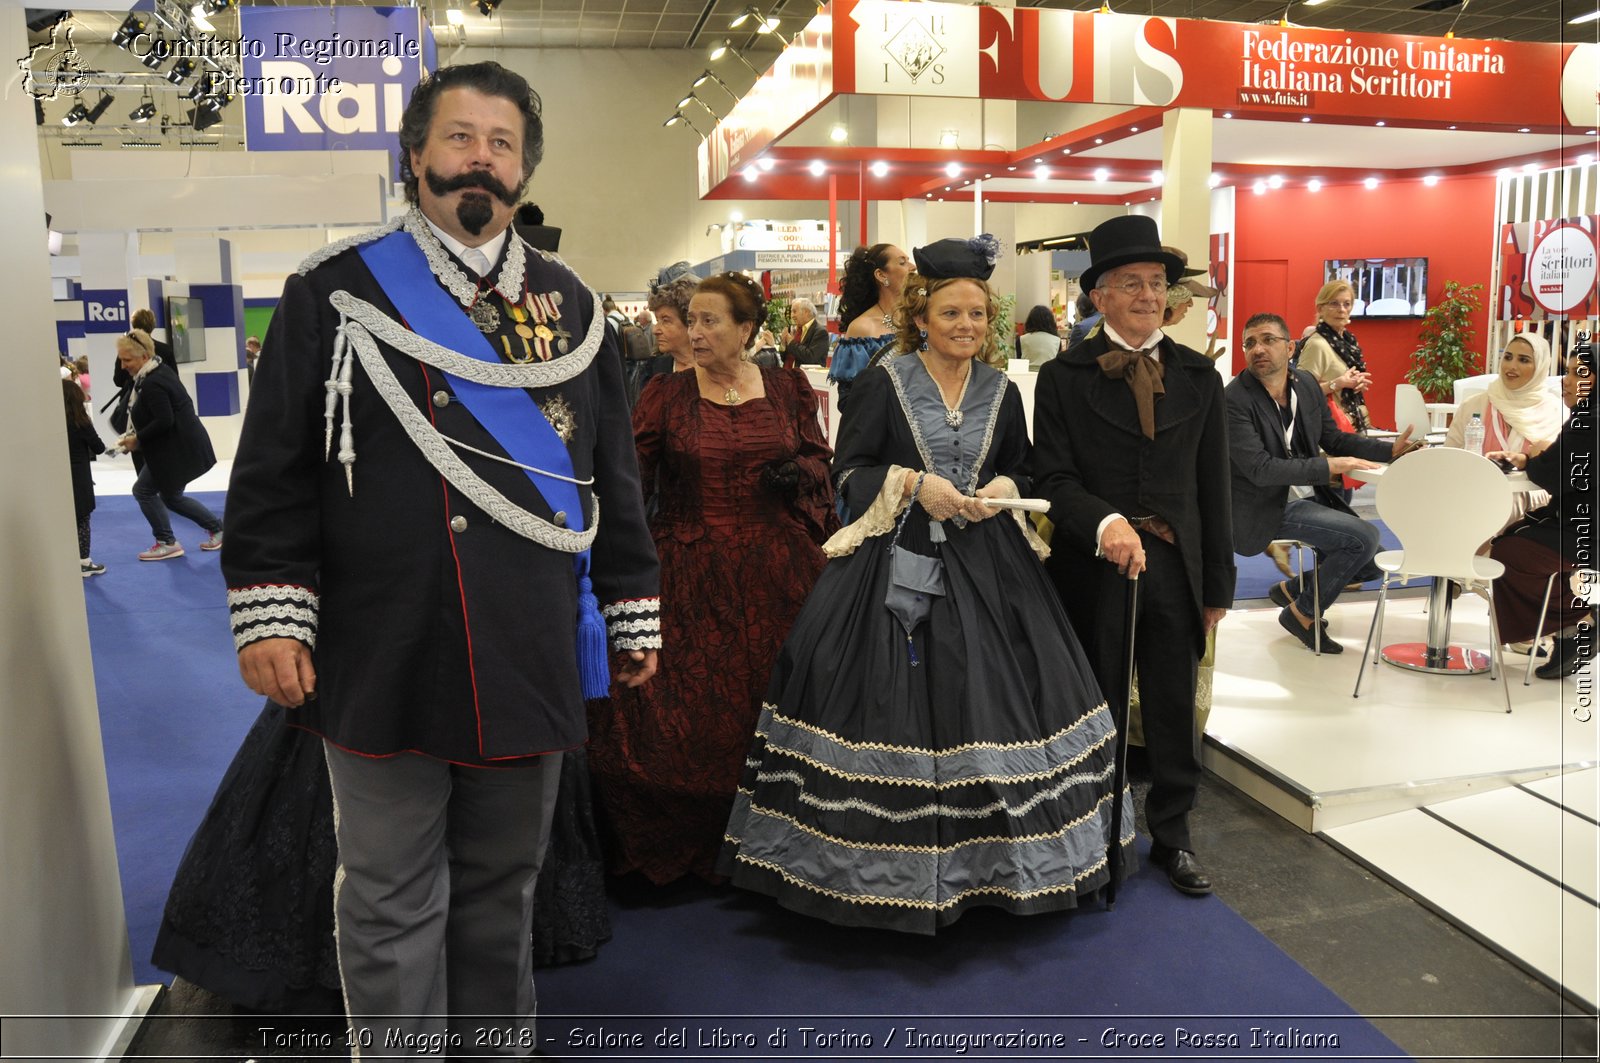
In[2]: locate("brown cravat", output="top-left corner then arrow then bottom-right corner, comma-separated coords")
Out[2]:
1097,346 -> 1166,439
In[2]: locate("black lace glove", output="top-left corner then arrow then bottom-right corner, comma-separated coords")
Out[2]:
759,459 -> 800,496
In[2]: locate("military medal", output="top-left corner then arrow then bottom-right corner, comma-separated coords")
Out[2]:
469,300 -> 501,334
522,291 -> 572,362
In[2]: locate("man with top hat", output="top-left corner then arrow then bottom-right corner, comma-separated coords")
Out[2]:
1032,215 -> 1235,897
221,61 -> 660,1052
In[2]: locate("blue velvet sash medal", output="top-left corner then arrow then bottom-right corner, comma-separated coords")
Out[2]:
359,229 -> 611,699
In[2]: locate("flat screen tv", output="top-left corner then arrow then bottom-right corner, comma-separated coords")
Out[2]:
165,295 -> 206,364
1323,257 -> 1428,319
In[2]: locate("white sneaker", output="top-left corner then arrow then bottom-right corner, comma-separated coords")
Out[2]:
138,541 -> 184,561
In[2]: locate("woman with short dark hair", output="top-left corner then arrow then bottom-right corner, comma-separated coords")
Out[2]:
1017,303 -> 1063,368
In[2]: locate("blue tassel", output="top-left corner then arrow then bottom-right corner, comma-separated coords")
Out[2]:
575,560 -> 610,700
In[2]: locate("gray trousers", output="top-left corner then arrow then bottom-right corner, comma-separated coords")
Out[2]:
324,743 -> 561,1058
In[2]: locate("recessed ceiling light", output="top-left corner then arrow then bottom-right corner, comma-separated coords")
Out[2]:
1267,174 -> 1284,189
1222,112 -> 1233,119
1308,179 -> 1322,192
1093,167 -> 1109,183
1301,116 -> 1311,123
1252,179 -> 1266,195
742,167 -> 757,181
1518,127 -> 1531,133
869,160 -> 888,178
1130,126 -> 1139,132
1094,137 -> 1103,144
808,160 -> 825,176
1522,162 -> 1538,173
945,161 -> 961,178
1061,147 -> 1071,155
757,157 -> 775,171
1207,173 -> 1221,188
1364,177 -> 1379,189
1375,121 -> 1386,127
830,124 -> 848,143
1150,170 -> 1164,185
1034,164 -> 1049,180
1422,174 -> 1440,186
1007,165 -> 1017,172
729,210 -> 743,222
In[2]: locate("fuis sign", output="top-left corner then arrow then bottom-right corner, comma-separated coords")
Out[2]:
838,0 -> 1576,129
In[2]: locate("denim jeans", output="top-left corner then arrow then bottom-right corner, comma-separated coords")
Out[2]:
1275,497 -> 1382,619
132,464 -> 221,545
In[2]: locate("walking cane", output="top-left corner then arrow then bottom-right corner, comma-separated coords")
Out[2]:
1104,571 -> 1140,910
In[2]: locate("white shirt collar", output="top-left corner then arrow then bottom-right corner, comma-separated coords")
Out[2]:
420,213 -> 509,278
1101,321 -> 1165,355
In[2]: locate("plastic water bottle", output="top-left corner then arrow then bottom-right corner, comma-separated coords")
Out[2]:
1462,412 -> 1485,455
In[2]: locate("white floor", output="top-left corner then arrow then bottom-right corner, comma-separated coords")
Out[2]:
1208,597 -> 1600,1009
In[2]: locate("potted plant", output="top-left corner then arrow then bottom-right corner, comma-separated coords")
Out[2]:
766,297 -> 792,345
987,293 -> 1017,369
1407,280 -> 1484,402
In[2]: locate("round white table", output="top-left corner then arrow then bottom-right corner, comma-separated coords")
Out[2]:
1348,462 -> 1536,676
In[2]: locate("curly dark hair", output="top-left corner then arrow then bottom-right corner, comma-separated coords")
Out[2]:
696,272 -> 766,349
398,62 -> 544,206
838,243 -> 894,330
646,262 -> 701,324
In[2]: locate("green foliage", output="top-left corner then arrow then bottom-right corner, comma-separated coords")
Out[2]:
1408,281 -> 1484,402
766,297 -> 791,336
987,292 -> 1017,368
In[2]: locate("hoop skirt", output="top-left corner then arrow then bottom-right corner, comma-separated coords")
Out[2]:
587,367 -> 836,883
721,357 -> 1134,934
152,703 -> 611,1011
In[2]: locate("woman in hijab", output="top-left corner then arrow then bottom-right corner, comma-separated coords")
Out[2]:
1447,331 -> 1564,529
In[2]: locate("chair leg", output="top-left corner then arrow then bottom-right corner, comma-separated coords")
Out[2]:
1354,578 -> 1389,698
1523,572 -> 1558,686
1310,546 -> 1322,656
1488,589 -> 1511,714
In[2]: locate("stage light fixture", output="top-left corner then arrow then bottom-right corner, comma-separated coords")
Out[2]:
710,38 -> 762,78
61,102 -> 89,127
476,0 -> 501,16
693,69 -> 741,102
678,92 -> 722,121
140,42 -> 168,71
84,92 -> 114,125
130,98 -> 157,123
663,111 -> 706,138
167,56 -> 197,85
114,13 -> 146,50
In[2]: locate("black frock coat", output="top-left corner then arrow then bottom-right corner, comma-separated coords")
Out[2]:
1033,331 -> 1236,653
223,230 -> 660,766
129,361 -> 217,495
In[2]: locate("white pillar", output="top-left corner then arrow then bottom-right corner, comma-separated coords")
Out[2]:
0,6 -> 155,1059
1160,107 -> 1213,351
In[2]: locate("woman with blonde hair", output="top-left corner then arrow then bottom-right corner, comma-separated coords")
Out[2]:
1296,278 -> 1374,431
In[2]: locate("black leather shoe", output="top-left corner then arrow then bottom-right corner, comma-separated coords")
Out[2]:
1278,606 -> 1343,654
1268,580 -> 1294,609
1536,633 -> 1594,679
1151,845 -> 1213,895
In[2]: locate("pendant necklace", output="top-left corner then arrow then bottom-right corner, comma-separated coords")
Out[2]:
940,365 -> 971,428
724,387 -> 742,405
878,302 -> 895,330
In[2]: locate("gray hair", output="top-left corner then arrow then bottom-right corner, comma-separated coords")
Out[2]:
791,297 -> 815,318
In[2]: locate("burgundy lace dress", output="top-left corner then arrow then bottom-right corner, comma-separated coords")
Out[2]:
588,366 -> 836,883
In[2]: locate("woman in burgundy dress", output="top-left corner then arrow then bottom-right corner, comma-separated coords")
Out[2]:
589,272 -> 837,883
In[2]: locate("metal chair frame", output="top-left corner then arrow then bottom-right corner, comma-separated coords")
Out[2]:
1268,538 -> 1322,655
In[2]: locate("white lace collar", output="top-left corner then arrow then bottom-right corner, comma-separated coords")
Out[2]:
403,208 -> 526,309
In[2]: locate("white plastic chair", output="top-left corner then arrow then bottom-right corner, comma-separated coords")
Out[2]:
1394,383 -> 1445,444
1352,448 -> 1515,711
1524,568 -> 1600,685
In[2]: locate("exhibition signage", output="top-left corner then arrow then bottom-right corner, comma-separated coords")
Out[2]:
1498,216 -> 1600,322
79,289 -> 130,334
702,0 -> 1593,194
238,6 -> 436,176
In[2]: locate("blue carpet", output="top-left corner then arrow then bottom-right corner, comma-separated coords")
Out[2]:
1231,520 -> 1405,603
87,493 -> 1406,1059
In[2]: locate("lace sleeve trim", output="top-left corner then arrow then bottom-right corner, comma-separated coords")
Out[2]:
821,463 -> 915,558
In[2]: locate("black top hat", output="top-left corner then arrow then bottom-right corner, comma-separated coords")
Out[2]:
913,233 -> 999,281
1079,216 -> 1186,292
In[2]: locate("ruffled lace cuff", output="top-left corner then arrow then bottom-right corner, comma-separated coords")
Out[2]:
228,584 -> 319,651
602,597 -> 662,651
822,464 -> 914,558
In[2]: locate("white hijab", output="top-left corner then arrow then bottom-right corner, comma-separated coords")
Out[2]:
1486,332 -> 1564,446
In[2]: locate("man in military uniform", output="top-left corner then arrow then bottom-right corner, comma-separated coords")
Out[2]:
223,62 -> 659,1053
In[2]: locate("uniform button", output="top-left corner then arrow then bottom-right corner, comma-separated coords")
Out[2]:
450,515 -> 468,533
552,511 -> 568,527
432,390 -> 451,408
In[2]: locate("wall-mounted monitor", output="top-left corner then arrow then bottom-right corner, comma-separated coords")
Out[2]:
1324,257 -> 1428,319
165,295 -> 206,364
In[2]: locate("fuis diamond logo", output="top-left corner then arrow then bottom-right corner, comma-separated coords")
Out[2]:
885,18 -> 944,83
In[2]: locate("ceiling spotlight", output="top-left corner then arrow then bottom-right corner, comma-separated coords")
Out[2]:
742,167 -> 757,181
663,111 -> 706,138
1301,116 -> 1311,123
1267,174 -> 1284,189
693,69 -> 741,102
1363,177 -> 1379,189
60,102 -> 89,127
869,160 -> 889,178
476,0 -> 501,17
1222,112 -> 1233,119
191,101 -> 224,133
679,92 -> 722,121
1061,147 -> 1071,155
1422,174 -> 1440,186
830,123 -> 848,143
944,162 -> 960,178
1252,179 -> 1266,195
1308,179 -> 1322,192
1150,170 -> 1164,185
729,210 -> 743,222
1093,167 -> 1109,183
167,56 -> 198,85
446,8 -> 466,25
113,13 -> 146,50
1518,127 -> 1531,133
1130,126 -> 1139,133
84,92 -> 114,126
130,97 -> 157,124
1033,164 -> 1049,181
757,157 -> 775,171
730,6 -> 790,45
808,159 -> 825,177
1207,172 -> 1222,188
938,130 -> 959,149
196,0 -> 236,14
710,38 -> 762,78
1375,121 -> 1386,127
1581,154 -> 1596,165
140,42 -> 168,71
1094,137 -> 1103,144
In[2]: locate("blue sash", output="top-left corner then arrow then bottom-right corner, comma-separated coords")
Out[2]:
359,229 -> 610,699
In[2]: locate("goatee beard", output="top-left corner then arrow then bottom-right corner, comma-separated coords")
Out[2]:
455,194 -> 494,237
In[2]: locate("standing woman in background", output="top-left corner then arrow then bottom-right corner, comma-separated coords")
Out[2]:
589,271 -> 837,885
1296,279 -> 1374,432
829,243 -> 912,410
64,378 -> 106,577
1017,304 -> 1063,368
115,328 -> 223,560
640,262 -> 701,389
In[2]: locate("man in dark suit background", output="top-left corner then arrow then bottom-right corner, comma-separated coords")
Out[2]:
1033,215 -> 1234,897
1226,312 -> 1414,653
784,297 -> 829,367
